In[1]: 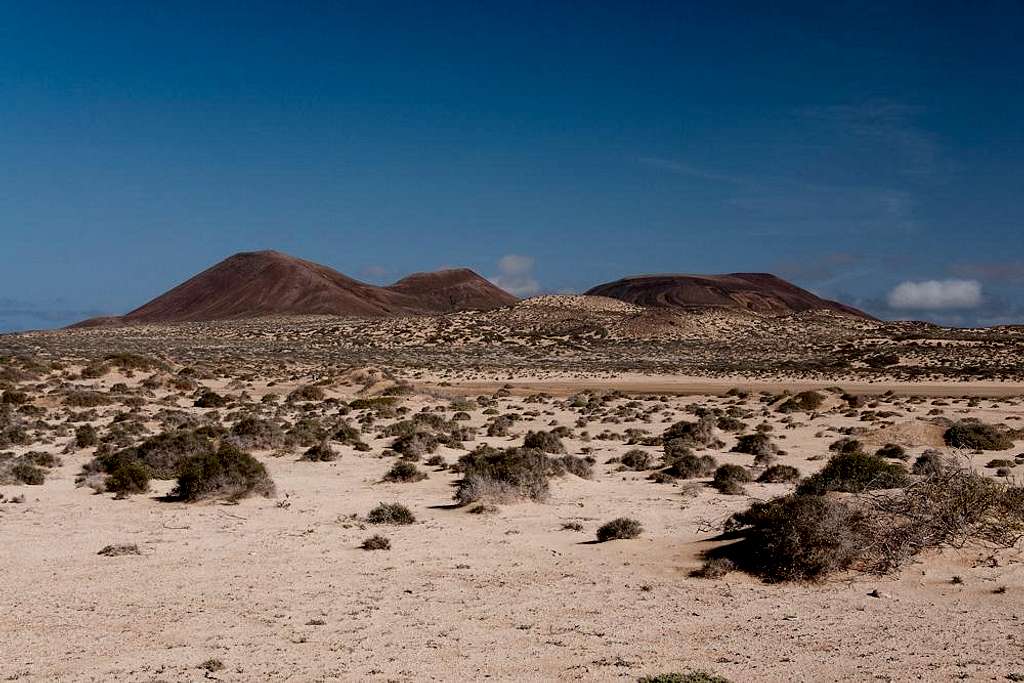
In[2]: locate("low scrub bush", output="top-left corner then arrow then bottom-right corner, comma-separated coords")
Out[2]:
523,430 -> 565,454
360,534 -> 390,550
875,443 -> 908,460
717,455 -> 1024,582
944,421 -> 1014,451
662,417 -> 718,448
194,390 -> 228,408
366,502 -> 415,525
454,446 -> 551,505
171,443 -> 275,502
596,517 -> 643,542
229,417 -> 285,450
302,441 -> 338,462
383,460 -> 427,482
620,449 -> 652,470
663,453 -> 717,479
777,390 -> 825,413
731,433 -> 774,458
287,385 -> 325,403
797,451 -> 909,495
756,464 -> 800,483
712,464 -> 752,495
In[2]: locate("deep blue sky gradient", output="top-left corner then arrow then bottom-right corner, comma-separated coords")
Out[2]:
2,1 -> 1022,330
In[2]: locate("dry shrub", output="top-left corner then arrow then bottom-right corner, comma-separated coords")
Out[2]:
366,502 -> 415,525
171,443 -> 275,502
732,433 -> 774,458
944,421 -> 1014,451
287,385 -> 325,403
712,464 -> 752,495
797,451 -> 908,495
229,417 -> 285,450
664,453 -> 717,479
454,446 -> 551,505
383,460 -> 427,482
303,440 -> 338,462
620,449 -> 653,470
360,534 -> 390,550
106,430 -> 215,479
777,390 -> 825,413
718,455 -> 1024,582
523,430 -> 565,454
97,543 -> 142,557
663,417 -> 718,448
596,517 -> 643,542
757,464 -> 801,483
65,390 -> 111,408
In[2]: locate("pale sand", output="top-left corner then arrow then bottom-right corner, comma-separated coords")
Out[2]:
2,386 -> 1023,682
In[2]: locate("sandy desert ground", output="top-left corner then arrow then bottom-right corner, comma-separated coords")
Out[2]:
2,311 -> 1024,682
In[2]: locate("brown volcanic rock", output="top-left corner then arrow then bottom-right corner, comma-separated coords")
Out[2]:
386,268 -> 518,313
73,251 -> 516,326
585,272 -> 873,319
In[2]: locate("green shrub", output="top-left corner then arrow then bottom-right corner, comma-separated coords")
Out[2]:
797,452 -> 909,495
366,502 -> 415,525
172,443 -> 275,502
596,517 -> 643,542
486,416 -> 512,437
944,421 -> 1014,451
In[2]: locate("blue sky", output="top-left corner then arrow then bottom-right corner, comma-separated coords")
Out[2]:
2,1 -> 1022,331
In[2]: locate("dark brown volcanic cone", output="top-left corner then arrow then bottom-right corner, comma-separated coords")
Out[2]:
386,268 -> 519,313
71,250 -> 516,326
585,273 -> 873,319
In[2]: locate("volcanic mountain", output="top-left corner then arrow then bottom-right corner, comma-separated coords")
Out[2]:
585,273 -> 872,319
73,251 -> 516,326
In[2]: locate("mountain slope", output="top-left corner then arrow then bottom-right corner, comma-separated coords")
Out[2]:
585,272 -> 873,319
386,268 -> 519,313
73,251 -> 516,326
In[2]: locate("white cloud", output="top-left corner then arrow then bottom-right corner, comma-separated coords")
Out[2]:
490,254 -> 540,297
887,279 -> 982,310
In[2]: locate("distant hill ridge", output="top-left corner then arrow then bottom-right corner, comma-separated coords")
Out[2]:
585,272 -> 873,319
72,252 -> 872,327
73,250 -> 518,326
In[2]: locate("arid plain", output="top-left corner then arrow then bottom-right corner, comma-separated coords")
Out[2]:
2,295 -> 1024,682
